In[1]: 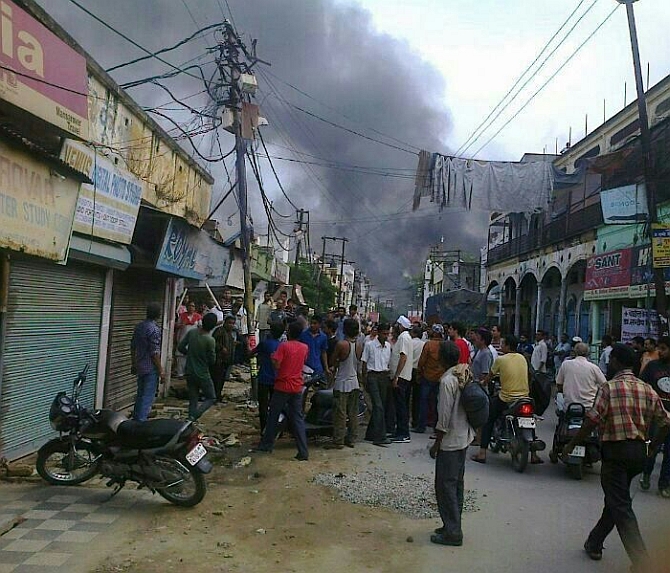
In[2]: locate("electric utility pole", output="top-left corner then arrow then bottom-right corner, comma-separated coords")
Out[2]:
294,209 -> 307,266
616,0 -> 669,333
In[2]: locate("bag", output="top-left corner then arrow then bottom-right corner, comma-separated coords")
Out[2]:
460,381 -> 490,429
530,369 -> 552,416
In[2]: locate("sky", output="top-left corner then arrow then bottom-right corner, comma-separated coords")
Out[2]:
33,0 -> 670,308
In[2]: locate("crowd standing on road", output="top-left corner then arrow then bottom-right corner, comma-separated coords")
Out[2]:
130,292 -> 670,570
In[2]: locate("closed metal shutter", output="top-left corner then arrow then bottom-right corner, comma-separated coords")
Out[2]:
104,270 -> 165,410
0,259 -> 104,460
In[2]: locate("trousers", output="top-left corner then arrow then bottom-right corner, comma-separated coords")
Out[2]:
435,448 -> 467,541
132,371 -> 158,422
260,390 -> 308,459
333,389 -> 361,445
393,378 -> 412,438
365,372 -> 389,442
186,376 -> 216,421
643,423 -> 670,489
587,440 -> 649,570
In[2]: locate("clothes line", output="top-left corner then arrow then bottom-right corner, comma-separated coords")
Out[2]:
413,150 -> 555,212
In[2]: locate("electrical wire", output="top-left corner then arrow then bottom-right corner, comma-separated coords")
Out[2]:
257,128 -> 301,210
472,4 -> 620,156
65,0 -> 207,83
106,21 -> 225,72
455,0 -> 593,157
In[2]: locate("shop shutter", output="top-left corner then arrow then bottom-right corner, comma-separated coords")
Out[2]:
0,260 -> 104,461
104,270 -> 165,411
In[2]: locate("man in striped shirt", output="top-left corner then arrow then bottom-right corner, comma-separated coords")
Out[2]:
564,343 -> 670,572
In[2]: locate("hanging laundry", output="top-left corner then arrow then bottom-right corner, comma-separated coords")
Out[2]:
413,151 -> 554,213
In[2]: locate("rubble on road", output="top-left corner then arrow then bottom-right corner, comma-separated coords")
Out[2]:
314,469 -> 479,519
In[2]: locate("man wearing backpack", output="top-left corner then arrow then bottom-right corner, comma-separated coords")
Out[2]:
429,341 -> 476,547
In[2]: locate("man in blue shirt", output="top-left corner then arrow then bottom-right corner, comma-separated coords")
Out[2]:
252,321 -> 285,434
299,315 -> 330,377
130,302 -> 164,421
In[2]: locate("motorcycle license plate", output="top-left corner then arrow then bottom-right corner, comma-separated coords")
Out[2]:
517,417 -> 536,429
186,443 -> 207,466
571,445 -> 586,458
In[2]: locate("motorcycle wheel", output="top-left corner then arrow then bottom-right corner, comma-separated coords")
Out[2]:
155,458 -> 207,507
489,438 -> 501,454
36,439 -> 100,485
567,463 -> 583,481
510,438 -> 530,473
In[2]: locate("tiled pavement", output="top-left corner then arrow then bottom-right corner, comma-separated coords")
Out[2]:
0,484 -> 148,572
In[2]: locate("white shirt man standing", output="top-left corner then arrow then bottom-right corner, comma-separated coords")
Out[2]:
389,316 -> 414,443
531,330 -> 548,373
362,323 -> 392,446
599,334 -> 613,377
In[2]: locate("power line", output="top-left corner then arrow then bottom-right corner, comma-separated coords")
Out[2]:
472,4 -> 620,156
65,0 -> 207,83
457,0 -> 598,157
257,128 -> 301,210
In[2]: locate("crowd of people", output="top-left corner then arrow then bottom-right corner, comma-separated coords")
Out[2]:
130,296 -> 670,571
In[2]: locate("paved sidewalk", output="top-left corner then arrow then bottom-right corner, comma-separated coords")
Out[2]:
0,483 -> 155,572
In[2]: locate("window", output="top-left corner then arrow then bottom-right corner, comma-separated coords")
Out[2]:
610,119 -> 640,147
655,97 -> 670,118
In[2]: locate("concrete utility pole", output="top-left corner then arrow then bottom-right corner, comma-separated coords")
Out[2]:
616,0 -> 669,333
294,209 -> 306,266
320,236 -> 348,307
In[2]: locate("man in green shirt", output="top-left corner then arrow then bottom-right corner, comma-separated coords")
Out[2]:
178,312 -> 217,421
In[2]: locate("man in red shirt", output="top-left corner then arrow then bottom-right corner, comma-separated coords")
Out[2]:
256,321 -> 309,460
448,322 -> 471,365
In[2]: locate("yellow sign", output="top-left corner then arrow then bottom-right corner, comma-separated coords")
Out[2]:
0,139 -> 80,261
652,224 -> 670,269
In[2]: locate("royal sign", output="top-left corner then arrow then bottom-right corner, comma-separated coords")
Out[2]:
0,1 -> 88,138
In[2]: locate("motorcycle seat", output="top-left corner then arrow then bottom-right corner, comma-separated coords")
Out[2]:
116,419 -> 186,449
311,389 -> 333,408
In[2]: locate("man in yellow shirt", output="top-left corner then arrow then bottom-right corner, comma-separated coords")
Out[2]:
471,335 -> 540,464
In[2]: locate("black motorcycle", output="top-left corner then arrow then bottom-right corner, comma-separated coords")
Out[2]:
549,401 -> 601,480
276,369 -> 367,438
36,366 -> 212,507
488,380 -> 546,473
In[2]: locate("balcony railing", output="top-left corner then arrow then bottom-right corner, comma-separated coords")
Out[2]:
487,203 -> 603,266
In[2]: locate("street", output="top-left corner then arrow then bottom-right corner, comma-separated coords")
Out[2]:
2,401 -> 669,573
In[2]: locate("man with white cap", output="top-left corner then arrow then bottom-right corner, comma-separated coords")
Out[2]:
388,315 -> 414,443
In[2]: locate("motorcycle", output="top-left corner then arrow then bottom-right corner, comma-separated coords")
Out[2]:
36,365 -> 212,507
549,399 -> 601,480
276,368 -> 367,438
488,379 -> 546,473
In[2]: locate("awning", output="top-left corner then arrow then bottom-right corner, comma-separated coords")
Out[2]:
68,234 -> 131,270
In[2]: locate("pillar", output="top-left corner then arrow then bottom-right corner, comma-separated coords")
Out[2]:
557,275 -> 567,337
591,300 -> 601,343
497,288 -> 503,326
514,286 -> 522,337
535,283 -> 543,332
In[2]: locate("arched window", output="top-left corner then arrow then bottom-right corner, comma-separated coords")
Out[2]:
542,298 -> 552,333
579,299 -> 591,341
566,296 -> 577,338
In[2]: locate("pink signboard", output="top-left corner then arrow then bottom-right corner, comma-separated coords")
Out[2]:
0,1 -> 88,138
584,248 -> 632,300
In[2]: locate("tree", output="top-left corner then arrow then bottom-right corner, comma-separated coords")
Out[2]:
290,262 -> 337,312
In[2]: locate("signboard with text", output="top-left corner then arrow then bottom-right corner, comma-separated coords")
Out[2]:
61,140 -> 143,244
621,307 -> 659,343
0,1 -> 88,138
584,248 -> 632,301
600,184 -> 648,224
629,244 -> 670,297
652,224 -> 670,268
156,218 -> 212,280
0,139 -> 79,261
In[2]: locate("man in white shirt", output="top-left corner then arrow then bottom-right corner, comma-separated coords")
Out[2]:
389,316 -> 414,443
550,342 -> 606,462
531,330 -> 548,373
362,323 -> 392,446
598,334 -> 613,377
557,342 -> 607,410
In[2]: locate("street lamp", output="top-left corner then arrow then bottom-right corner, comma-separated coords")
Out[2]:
615,0 -> 669,334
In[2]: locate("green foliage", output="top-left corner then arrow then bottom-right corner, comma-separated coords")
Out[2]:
290,261 -> 337,312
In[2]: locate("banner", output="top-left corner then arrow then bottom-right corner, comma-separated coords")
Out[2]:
0,1 -> 88,138
156,218 -> 212,280
584,248 -> 632,301
600,184 -> 648,224
0,138 -> 79,261
652,224 -> 670,268
621,307 -> 659,343
61,140 -> 143,244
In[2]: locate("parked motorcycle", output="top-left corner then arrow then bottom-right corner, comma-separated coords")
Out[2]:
36,365 -> 212,507
488,379 -> 546,473
549,400 -> 601,480
276,368 -> 367,438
